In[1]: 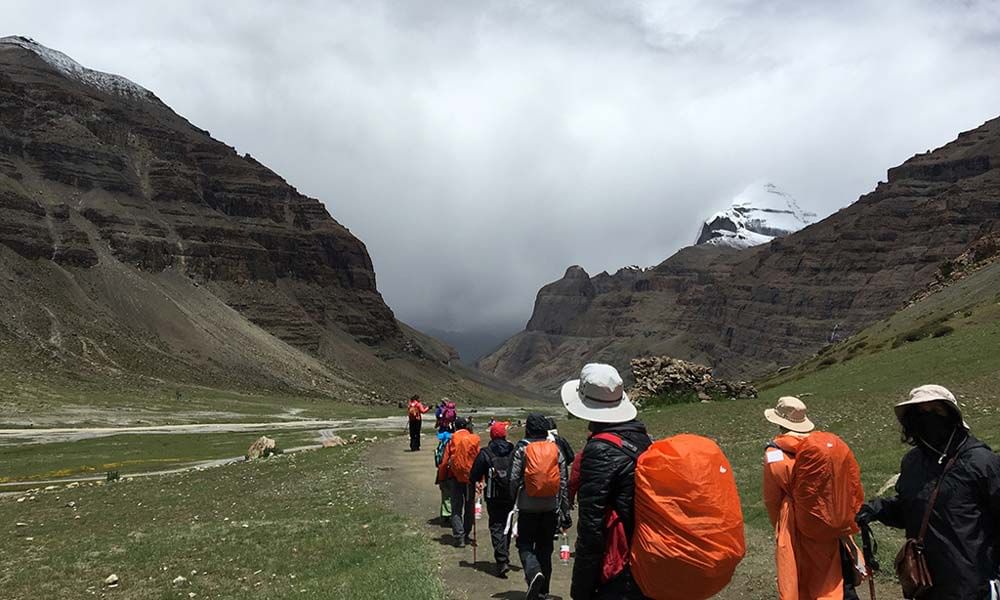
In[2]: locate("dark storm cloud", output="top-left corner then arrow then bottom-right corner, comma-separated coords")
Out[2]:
7,1 -> 1000,334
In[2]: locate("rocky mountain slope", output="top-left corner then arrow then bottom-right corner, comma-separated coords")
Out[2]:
0,36 -> 512,405
695,182 -> 816,248
480,117 -> 1000,393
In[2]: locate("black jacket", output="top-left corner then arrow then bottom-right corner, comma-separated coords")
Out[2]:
469,438 -> 514,487
570,420 -> 652,600
867,434 -> 1000,600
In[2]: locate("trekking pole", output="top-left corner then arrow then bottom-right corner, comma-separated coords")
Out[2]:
861,524 -> 879,600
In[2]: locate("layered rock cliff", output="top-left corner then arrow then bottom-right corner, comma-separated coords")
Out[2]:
480,117 -> 1000,393
0,37 -> 489,403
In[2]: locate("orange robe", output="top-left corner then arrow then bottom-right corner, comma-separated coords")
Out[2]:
763,433 -> 856,600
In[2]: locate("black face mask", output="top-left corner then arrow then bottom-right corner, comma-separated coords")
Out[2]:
913,412 -> 956,448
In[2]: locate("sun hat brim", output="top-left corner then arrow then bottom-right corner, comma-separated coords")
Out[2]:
561,379 -> 637,424
894,397 -> 970,430
764,408 -> 815,433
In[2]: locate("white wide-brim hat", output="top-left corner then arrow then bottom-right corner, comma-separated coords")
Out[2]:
764,396 -> 815,433
561,363 -> 637,424
894,384 -> 970,429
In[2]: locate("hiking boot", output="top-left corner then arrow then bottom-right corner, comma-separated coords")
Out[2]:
496,561 -> 510,579
464,536 -> 474,546
455,538 -> 466,548
526,573 -> 545,600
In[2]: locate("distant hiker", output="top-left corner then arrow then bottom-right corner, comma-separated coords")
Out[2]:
856,385 -> 1000,600
510,413 -> 570,600
407,395 -> 430,451
436,398 -> 458,432
564,363 -> 746,600
470,420 -> 516,578
435,428 -> 454,522
763,396 -> 866,600
437,417 -> 481,547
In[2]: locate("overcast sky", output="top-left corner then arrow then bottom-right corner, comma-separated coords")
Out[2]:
7,1 -> 1000,336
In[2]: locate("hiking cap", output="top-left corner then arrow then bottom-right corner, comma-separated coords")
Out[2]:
561,363 -> 637,424
894,384 -> 969,429
490,421 -> 507,439
764,396 -> 815,433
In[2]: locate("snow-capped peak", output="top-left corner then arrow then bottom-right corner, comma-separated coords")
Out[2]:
0,36 -> 153,101
695,182 -> 816,249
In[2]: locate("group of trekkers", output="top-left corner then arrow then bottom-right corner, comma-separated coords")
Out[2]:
413,363 -> 1000,600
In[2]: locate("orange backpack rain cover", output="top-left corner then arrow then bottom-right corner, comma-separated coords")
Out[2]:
789,431 -> 864,541
449,430 -> 480,484
630,434 -> 746,600
524,440 -> 560,497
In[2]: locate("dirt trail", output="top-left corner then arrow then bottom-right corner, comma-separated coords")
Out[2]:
368,433 -> 576,600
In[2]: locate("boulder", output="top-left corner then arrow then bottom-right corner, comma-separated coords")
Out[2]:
321,435 -> 347,448
246,436 -> 278,460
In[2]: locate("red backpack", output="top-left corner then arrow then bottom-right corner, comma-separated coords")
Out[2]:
780,431 -> 864,541
594,433 -> 746,600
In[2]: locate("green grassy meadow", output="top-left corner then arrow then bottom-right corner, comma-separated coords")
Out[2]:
0,443 -> 442,600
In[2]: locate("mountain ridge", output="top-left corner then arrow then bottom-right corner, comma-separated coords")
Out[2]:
479,117 -> 1000,393
0,36 -> 523,407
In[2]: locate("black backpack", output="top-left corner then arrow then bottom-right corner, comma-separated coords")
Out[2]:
484,447 -> 513,501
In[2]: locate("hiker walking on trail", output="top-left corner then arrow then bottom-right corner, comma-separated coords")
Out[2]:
565,363 -> 746,600
407,395 -> 430,451
469,421 -> 516,578
562,364 -> 651,600
856,385 -> 1000,600
763,396 -> 866,600
436,398 -> 458,433
435,428 -> 454,522
437,417 -> 481,547
510,413 -> 570,600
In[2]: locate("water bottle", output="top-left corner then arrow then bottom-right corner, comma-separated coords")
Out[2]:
474,496 -> 482,520
559,532 -> 571,565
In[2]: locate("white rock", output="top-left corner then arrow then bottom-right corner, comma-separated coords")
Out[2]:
104,574 -> 119,587
172,575 -> 188,586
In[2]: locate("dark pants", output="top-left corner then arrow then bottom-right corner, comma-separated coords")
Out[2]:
595,568 -> 648,599
450,481 -> 475,541
517,511 -> 558,594
408,419 -> 421,450
487,498 -> 514,564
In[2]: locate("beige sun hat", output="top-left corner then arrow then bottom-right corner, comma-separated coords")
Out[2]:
894,384 -> 969,429
764,396 -> 815,433
561,363 -> 637,424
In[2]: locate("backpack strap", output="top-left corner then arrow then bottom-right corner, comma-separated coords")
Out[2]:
917,440 -> 965,544
767,440 -> 796,457
591,432 -> 642,462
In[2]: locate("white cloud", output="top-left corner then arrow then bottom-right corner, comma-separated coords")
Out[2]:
6,0 -> 1000,334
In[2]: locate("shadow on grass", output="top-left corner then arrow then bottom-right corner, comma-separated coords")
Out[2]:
490,593 -> 563,600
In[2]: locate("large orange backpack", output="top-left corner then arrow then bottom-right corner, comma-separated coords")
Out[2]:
623,434 -> 746,600
448,430 -> 481,484
784,431 -> 864,541
524,440 -> 560,497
